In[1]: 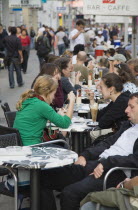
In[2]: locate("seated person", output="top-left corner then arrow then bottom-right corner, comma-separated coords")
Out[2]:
74,51 -> 92,84
114,63 -> 138,94
31,63 -> 64,109
54,57 -> 81,102
81,176 -> 138,210
97,57 -> 109,76
13,75 -> 75,146
39,92 -> 138,210
88,73 -> 130,130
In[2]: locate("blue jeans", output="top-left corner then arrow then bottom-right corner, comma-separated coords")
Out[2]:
80,202 -> 118,210
58,43 -> 66,56
8,58 -> 23,88
30,37 -> 35,49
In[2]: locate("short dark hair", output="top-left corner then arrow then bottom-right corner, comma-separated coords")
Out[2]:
10,27 -> 17,35
76,20 -> 85,26
106,48 -> 115,57
102,73 -> 123,92
73,44 -> 84,55
129,92 -> 138,101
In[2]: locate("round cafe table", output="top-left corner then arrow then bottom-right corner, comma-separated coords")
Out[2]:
0,146 -> 78,210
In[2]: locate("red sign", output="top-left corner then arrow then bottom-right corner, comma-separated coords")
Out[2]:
103,0 -> 115,3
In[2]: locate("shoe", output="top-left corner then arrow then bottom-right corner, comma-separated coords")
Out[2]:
10,86 -> 14,89
18,82 -> 24,87
23,71 -> 26,74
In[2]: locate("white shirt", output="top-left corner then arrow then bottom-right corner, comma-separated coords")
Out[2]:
100,124 -> 138,159
123,82 -> 138,94
100,124 -> 138,176
95,35 -> 104,45
56,31 -> 66,45
69,29 -> 85,51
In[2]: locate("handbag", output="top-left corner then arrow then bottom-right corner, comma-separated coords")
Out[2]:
63,36 -> 70,48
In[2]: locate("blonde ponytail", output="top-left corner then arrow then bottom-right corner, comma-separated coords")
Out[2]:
16,89 -> 35,110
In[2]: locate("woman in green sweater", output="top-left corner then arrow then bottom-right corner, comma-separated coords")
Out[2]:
13,75 -> 75,146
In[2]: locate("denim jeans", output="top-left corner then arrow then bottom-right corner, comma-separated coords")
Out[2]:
80,202 -> 118,210
8,58 -> 23,88
58,44 -> 66,56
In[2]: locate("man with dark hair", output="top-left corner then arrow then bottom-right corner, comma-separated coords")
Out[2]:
40,92 -> 138,210
4,26 -> 24,88
69,19 -> 85,51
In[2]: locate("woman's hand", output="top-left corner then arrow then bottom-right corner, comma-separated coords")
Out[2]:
58,108 -> 66,116
68,91 -> 76,102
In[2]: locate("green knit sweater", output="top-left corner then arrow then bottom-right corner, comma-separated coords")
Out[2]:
13,97 -> 71,146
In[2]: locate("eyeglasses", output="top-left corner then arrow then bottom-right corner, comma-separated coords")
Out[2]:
114,64 -> 121,70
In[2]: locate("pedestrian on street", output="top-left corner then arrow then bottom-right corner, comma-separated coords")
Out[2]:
4,27 -> 24,89
69,20 -> 85,52
19,29 -> 30,74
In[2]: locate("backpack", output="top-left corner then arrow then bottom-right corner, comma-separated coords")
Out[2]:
35,36 -> 51,56
30,30 -> 35,38
63,36 -> 70,48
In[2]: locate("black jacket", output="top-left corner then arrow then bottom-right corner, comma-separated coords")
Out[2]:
97,91 -> 130,130
81,121 -> 138,177
61,77 -> 81,102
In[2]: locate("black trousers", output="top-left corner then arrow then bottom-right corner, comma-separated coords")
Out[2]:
21,50 -> 29,73
40,161 -> 126,210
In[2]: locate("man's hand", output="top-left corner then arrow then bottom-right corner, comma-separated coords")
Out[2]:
74,156 -> 86,167
90,163 -> 104,178
20,57 -> 23,64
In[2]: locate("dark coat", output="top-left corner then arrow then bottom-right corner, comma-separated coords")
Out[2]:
97,91 -> 131,130
81,121 -> 138,177
61,77 -> 81,102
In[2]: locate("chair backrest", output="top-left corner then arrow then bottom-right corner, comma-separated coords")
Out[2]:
1,102 -> 11,113
0,125 -> 22,146
4,111 -> 16,127
0,133 -> 19,147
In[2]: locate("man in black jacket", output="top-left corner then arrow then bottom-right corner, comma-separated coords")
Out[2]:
40,92 -> 138,210
4,27 -> 24,88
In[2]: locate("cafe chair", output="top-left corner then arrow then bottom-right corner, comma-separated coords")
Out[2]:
96,167 -> 138,210
0,125 -> 22,146
4,111 -> 17,127
0,132 -> 26,210
1,102 -> 11,113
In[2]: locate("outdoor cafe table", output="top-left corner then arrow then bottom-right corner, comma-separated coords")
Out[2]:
0,146 -> 78,210
51,117 -> 99,154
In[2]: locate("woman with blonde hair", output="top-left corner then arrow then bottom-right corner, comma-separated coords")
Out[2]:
13,75 -> 75,146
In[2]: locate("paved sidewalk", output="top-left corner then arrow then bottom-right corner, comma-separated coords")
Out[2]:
0,50 -> 39,125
